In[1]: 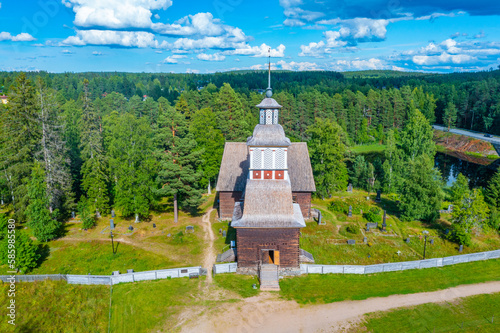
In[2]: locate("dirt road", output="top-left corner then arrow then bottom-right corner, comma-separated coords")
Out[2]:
182,281 -> 500,333
201,208 -> 215,283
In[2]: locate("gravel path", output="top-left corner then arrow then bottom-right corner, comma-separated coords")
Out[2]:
182,281 -> 500,333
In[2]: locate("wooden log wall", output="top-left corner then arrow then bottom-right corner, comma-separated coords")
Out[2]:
218,191 -> 243,219
292,191 -> 312,219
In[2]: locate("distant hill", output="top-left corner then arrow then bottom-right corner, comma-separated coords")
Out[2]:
342,70 -> 435,79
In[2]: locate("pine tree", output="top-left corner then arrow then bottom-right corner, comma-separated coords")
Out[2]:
26,162 -> 60,242
443,102 -> 458,132
36,78 -> 74,217
156,104 -> 203,222
107,113 -> 156,218
190,107 -> 225,193
399,109 -> 436,163
213,83 -> 251,141
451,188 -> 490,246
485,169 -> 500,209
0,73 -> 40,221
450,173 -> 469,203
307,118 -> 349,198
79,79 -> 109,216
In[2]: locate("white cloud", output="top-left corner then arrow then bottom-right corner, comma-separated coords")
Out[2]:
412,53 -> 476,65
154,13 -> 160,19
153,12 -> 228,36
92,51 -> 103,55
415,11 -> 466,21
0,32 -> 36,42
186,68 -> 199,74
62,0 -> 172,29
283,18 -> 305,27
197,53 -> 225,61
224,43 -> 286,57
163,54 -> 187,64
330,58 -> 387,71
276,60 -> 321,71
61,30 -> 164,48
62,49 -> 74,54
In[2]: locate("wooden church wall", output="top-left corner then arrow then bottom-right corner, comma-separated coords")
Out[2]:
236,228 -> 300,268
218,191 -> 243,219
292,192 -> 312,219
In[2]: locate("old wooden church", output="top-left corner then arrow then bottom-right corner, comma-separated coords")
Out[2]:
216,69 -> 315,274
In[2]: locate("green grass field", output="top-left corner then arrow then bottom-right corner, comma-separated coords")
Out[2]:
279,259 -> 500,304
359,292 -> 500,332
0,281 -> 109,332
214,274 -> 260,298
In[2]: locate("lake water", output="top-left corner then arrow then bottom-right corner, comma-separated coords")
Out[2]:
360,151 -> 498,188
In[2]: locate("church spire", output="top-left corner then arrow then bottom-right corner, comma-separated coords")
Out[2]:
266,48 -> 272,98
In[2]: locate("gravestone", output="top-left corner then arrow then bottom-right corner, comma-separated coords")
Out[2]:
381,211 -> 387,232
127,269 -> 134,273
134,214 -> 140,223
219,228 -> 222,235
111,209 -> 116,218
366,225 -> 370,232
110,219 -> 114,230
406,237 -> 410,243
366,222 -> 378,229
128,226 -> 133,231
445,228 -> 450,235
167,233 -> 171,237
430,239 -> 434,245
252,284 -> 257,290
186,225 -> 194,233
317,210 -> 322,224
363,237 -> 367,243
459,244 -> 463,253
112,271 -> 120,276
376,189 -> 382,202
71,211 -> 75,219
347,183 -> 353,192
348,205 -> 353,217
347,239 -> 356,245
1,195 -> 3,205
448,204 -> 453,212
397,250 -> 402,256
96,210 -> 101,218
222,230 -> 227,237
153,223 -> 156,228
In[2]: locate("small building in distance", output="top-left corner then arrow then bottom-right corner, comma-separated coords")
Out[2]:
216,68 -> 315,274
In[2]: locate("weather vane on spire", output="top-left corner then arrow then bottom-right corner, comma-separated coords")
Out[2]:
266,47 -> 272,98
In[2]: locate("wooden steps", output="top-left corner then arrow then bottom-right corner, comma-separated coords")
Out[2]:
259,264 -> 280,291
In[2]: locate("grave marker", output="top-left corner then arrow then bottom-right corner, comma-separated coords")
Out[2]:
110,219 -> 114,230
134,214 -> 140,223
71,211 -> 75,219
348,205 -> 353,217
96,210 -> 101,218
186,225 -> 194,233
127,269 -> 134,273
111,209 -> 116,218
430,239 -> 434,245
347,239 -> 355,245
382,210 -> 387,232
347,183 -> 353,192
376,189 -> 381,202
366,222 -> 378,229
363,237 -> 367,243
128,226 -> 133,231
222,230 -> 227,237
406,237 -> 410,243
459,244 -> 463,252
153,223 -> 156,228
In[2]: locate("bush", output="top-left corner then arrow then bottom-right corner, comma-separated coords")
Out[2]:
363,207 -> 382,223
0,229 -> 40,273
346,225 -> 360,235
329,198 -> 370,215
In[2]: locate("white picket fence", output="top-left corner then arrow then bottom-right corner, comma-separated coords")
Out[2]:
300,249 -> 500,275
213,262 -> 238,274
0,266 -> 202,285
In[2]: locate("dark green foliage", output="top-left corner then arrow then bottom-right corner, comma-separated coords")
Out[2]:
450,173 -> 469,203
399,156 -> 444,222
345,225 -> 360,234
363,207 -> 382,223
26,162 -> 60,242
450,189 -> 490,245
0,228 -> 40,273
329,198 -> 370,215
485,169 -> 500,209
308,118 -> 349,198
77,196 -> 95,229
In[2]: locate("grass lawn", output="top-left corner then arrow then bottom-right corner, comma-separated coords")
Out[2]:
16,239 -> 181,275
359,292 -> 500,332
279,259 -> 500,304
0,281 -> 109,332
303,190 -> 500,265
110,277 -> 205,333
350,144 -> 387,154
214,274 -> 260,298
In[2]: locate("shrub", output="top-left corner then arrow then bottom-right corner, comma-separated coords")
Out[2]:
363,207 -> 382,223
346,225 -> 360,235
0,229 -> 40,273
329,198 -> 370,215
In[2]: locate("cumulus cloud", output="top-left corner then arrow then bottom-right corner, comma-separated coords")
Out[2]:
62,0 -> 172,29
197,53 -> 225,61
276,60 -> 321,71
92,51 -> 103,55
153,12 -> 230,36
330,58 -> 387,71
62,49 -> 74,54
393,38 -> 500,69
61,30 -> 165,48
0,32 -> 36,42
224,43 -> 286,57
163,54 -> 187,64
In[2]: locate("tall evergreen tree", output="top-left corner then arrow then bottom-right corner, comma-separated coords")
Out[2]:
485,169 -> 500,209
450,173 -> 469,203
26,162 -> 60,242
213,83 -> 251,141
156,104 -> 203,222
79,80 -> 109,215
0,73 -> 40,221
307,118 -> 349,198
451,188 -> 490,246
443,102 -> 458,132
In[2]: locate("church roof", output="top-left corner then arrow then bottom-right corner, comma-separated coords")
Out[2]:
216,142 -> 316,192
231,179 -> 306,228
256,97 -> 282,109
246,124 -> 291,147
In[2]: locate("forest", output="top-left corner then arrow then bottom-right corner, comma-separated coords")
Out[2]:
1,69 -> 500,268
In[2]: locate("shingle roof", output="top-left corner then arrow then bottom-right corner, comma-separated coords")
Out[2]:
256,98 -> 282,109
246,124 -> 291,147
216,142 -> 316,192
231,179 -> 306,228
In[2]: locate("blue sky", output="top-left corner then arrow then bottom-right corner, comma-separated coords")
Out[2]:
1,0 -> 500,73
